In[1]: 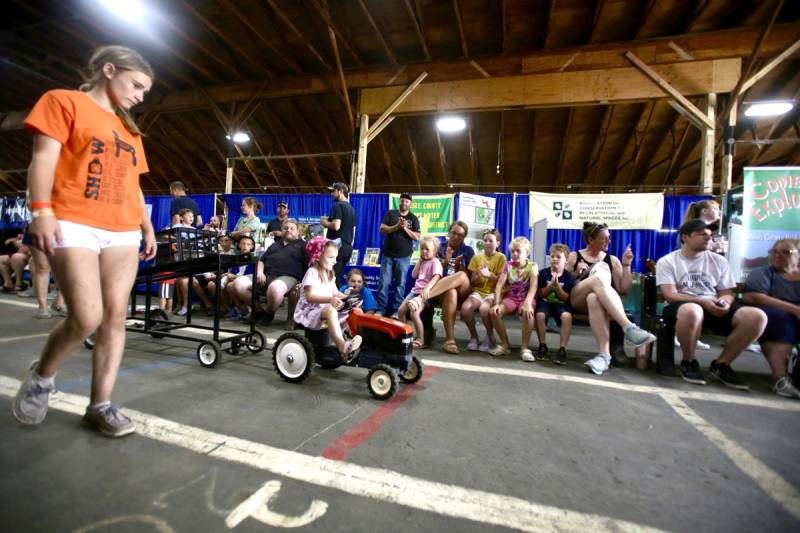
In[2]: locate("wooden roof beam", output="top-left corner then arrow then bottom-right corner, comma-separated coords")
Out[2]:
403,0 -> 431,61
453,0 -> 469,57
377,135 -> 397,189
154,120 -> 216,191
661,121 -> 693,187
265,0 -> 330,70
556,108 -> 575,186
356,0 -> 397,64
361,58 -> 739,115
468,116 -> 480,188
435,127 -> 450,184
293,102 -> 347,183
527,111 -> 536,189
310,0 -> 364,67
256,108 -> 302,186
403,119 -> 422,190
278,106 -> 325,188
328,27 -> 355,133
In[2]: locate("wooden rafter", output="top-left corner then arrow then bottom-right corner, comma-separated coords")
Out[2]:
556,108 -> 574,185
176,0 -> 273,77
403,0 -> 430,61
496,111 -> 505,186
527,110 -> 536,189
619,102 -> 656,185
158,10 -> 240,77
403,119 -> 422,190
588,106 -> 615,184
377,135 -> 396,189
256,108 -> 302,186
634,0 -> 657,39
221,0 -> 302,74
356,0 -> 397,64
543,0 -> 557,48
278,105 -> 325,187
662,121 -> 693,187
435,128 -> 449,184
162,115 -> 228,190
328,27 -> 355,133
154,120 -> 216,191
685,0 -> 712,33
468,116 -> 479,188
294,101 -> 346,182
310,0 -> 364,67
589,0 -> 606,42
453,0 -> 469,57
265,0 -> 330,70
501,0 -> 507,52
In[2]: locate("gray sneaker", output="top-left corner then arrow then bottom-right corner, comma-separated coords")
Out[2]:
82,404 -> 136,438
16,288 -> 34,298
12,360 -> 53,425
584,352 -> 611,375
774,377 -> 800,399
624,325 -> 656,347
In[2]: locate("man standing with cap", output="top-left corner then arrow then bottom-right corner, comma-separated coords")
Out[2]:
267,201 -> 289,238
376,193 -> 421,316
169,180 -> 202,228
320,182 -> 356,284
656,218 -> 767,389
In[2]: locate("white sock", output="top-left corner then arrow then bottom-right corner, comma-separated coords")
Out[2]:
33,371 -> 55,388
89,401 -> 111,412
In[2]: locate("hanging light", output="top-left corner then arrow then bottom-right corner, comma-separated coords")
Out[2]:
98,0 -> 147,23
744,100 -> 794,117
436,116 -> 466,133
226,132 -> 251,143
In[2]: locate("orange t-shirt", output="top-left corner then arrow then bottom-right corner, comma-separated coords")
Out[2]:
24,90 -> 149,231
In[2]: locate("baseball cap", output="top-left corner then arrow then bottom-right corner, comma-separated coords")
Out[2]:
277,201 -> 288,208
328,182 -> 349,194
399,192 -> 413,201
679,219 -> 712,236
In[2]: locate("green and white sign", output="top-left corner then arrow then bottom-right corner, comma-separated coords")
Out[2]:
743,167 -> 800,230
389,193 -> 454,237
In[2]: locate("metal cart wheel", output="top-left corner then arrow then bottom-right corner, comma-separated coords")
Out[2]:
399,355 -> 424,384
83,334 -> 96,350
197,341 -> 221,368
245,331 -> 266,353
367,364 -> 398,400
272,332 -> 314,383
148,309 -> 170,339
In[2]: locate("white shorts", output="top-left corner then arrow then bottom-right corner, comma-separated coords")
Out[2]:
468,292 -> 495,305
54,220 -> 141,254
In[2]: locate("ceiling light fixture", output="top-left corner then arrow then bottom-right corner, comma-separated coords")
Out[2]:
226,132 -> 251,144
436,116 -> 466,133
98,0 -> 147,23
744,100 -> 794,118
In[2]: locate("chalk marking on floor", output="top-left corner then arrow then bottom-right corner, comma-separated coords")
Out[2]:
322,366 -> 439,461
225,480 -> 328,529
424,358 -> 800,412
659,393 -> 800,520
0,297 -> 39,309
0,375 -> 666,533
0,333 -> 50,343
293,403 -> 365,452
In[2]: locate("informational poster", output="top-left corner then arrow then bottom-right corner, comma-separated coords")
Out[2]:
363,248 -> 381,267
737,166 -> 800,281
529,192 -> 664,230
458,192 -> 496,254
389,193 -> 453,237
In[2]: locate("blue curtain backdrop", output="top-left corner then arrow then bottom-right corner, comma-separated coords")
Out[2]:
545,195 -> 711,271
144,193 -> 217,231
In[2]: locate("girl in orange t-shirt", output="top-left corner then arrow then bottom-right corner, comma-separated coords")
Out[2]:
13,46 -> 156,438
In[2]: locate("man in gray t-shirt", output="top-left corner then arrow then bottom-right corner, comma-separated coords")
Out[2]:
656,219 -> 767,390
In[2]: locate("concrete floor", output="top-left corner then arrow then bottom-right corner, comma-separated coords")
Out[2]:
1,293 -> 798,532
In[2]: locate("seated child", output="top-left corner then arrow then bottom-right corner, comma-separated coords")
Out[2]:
489,236 -> 538,360
200,234 -> 235,313
535,243 -> 576,365
223,235 -> 256,320
1,229 -> 31,292
294,239 -> 362,362
399,236 -> 443,348
339,268 -> 377,317
462,229 -> 506,352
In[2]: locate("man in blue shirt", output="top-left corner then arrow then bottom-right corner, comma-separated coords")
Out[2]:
169,181 -> 202,228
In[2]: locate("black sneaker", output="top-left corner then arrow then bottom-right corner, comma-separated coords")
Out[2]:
537,344 -> 549,361
553,347 -> 567,366
709,360 -> 750,391
680,359 -> 706,385
257,311 -> 275,326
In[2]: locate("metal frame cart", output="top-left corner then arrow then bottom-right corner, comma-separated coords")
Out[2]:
125,228 -> 265,367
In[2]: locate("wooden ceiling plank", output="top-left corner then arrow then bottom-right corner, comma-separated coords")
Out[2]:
176,0 -> 274,77
685,0 -> 712,33
588,106 -> 615,184
257,108 -> 302,185
249,133 -> 282,188
403,119 -> 422,190
497,111 -> 505,186
167,113 -> 233,190
159,10 -> 240,77
377,135 -> 396,189
662,121 -> 692,186
221,0 -> 303,74
527,110 -> 536,189
356,0 -> 397,64
556,108 -> 574,185
403,0 -> 431,61
310,0 -> 365,67
621,101 -> 656,185
453,0 -> 469,57
278,105 -> 325,188
634,0 -> 658,39
435,127 -> 449,184
266,0 -> 331,70
154,120 -> 216,191
469,116 -> 479,188
328,27 -> 356,133
293,101 -> 347,182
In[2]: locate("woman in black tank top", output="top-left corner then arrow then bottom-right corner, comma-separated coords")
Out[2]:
567,222 -> 655,375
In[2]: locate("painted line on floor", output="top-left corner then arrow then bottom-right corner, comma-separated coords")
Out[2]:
0,297 -> 38,309
424,358 -> 800,412
0,333 -> 51,343
659,393 -> 800,520
322,366 -> 440,461
0,375 -> 666,533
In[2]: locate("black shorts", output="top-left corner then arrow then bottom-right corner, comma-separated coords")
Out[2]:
662,300 -> 746,337
536,300 -> 572,326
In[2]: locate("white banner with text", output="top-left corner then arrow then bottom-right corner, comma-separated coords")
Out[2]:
529,192 -> 664,230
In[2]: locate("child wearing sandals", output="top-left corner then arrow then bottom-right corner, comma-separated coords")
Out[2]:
398,236 -> 443,349
489,237 -> 538,360
463,229 -> 506,352
294,239 -> 362,362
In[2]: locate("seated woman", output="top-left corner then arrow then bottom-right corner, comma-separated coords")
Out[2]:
535,243 -> 576,365
399,236 -> 443,349
743,238 -> 800,399
567,221 -> 655,376
294,239 -> 362,362
462,229 -> 506,352
488,237 -> 537,360
1,229 -> 31,292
